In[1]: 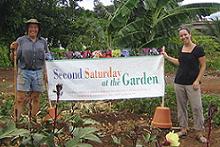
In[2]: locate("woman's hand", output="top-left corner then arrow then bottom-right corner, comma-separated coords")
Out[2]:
161,46 -> 179,65
193,80 -> 200,90
161,46 -> 168,58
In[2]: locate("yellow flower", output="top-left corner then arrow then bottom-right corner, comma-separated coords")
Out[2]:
165,131 -> 180,147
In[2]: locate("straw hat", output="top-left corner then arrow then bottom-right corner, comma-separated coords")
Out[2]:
25,18 -> 40,24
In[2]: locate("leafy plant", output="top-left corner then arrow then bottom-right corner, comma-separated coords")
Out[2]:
107,0 -> 220,50
113,98 -> 161,115
0,117 -> 30,145
113,84 -> 176,116
21,133 -> 46,147
50,47 -> 66,60
0,94 -> 13,116
65,127 -> 102,147
0,44 -> 11,67
142,133 -> 157,146
111,135 -> 121,145
202,94 -> 220,126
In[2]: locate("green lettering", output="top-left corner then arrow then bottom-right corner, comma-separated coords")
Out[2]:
122,73 -> 129,86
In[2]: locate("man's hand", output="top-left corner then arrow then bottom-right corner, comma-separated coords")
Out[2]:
10,41 -> 18,50
10,41 -> 18,61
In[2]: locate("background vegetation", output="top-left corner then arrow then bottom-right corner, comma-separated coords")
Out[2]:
0,0 -> 220,70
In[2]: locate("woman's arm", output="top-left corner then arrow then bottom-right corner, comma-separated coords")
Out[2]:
193,56 -> 206,89
161,46 -> 179,65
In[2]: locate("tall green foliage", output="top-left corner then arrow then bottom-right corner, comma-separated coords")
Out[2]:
66,12 -> 108,51
1,0 -> 220,52
0,0 -> 82,46
106,0 -> 220,50
0,44 -> 11,67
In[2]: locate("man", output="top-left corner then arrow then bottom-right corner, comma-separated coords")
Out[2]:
10,18 -> 49,121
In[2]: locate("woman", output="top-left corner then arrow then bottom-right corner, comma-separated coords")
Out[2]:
11,18 -> 49,121
162,27 -> 207,143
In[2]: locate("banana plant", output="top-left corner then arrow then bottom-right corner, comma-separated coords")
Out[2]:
106,0 -> 220,50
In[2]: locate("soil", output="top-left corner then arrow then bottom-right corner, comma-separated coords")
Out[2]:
0,68 -> 220,147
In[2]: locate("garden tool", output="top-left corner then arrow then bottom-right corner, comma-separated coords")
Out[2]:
10,41 -> 18,121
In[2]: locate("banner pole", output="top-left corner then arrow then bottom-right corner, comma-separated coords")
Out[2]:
161,96 -> 164,107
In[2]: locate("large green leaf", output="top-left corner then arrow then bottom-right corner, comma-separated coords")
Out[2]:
84,134 -> 102,143
21,133 -> 46,146
108,0 -> 139,32
83,118 -> 99,125
66,143 -> 93,147
108,0 -> 220,49
0,128 -> 29,140
73,127 -> 98,138
65,137 -> 81,147
0,120 -> 30,140
66,127 -> 101,146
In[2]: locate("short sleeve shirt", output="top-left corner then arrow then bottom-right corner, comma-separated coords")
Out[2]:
16,35 -> 49,70
174,46 -> 205,85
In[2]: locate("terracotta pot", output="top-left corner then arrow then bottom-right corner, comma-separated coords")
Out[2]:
151,106 -> 172,128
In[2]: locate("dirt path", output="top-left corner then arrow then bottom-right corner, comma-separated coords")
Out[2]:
165,72 -> 220,94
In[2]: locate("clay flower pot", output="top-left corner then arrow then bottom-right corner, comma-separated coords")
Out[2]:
151,106 -> 172,128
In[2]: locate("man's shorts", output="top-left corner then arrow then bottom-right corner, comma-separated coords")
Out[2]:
17,68 -> 45,92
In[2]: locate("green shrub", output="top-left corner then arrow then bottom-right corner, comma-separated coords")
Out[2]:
164,60 -> 177,73
113,98 -> 161,116
193,34 -> 220,70
202,94 -> 220,126
50,47 -> 66,59
206,56 -> 220,70
0,44 -> 11,67
113,85 -> 177,116
0,94 -> 13,116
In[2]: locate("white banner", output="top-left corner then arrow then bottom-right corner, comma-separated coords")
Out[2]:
46,56 -> 165,101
